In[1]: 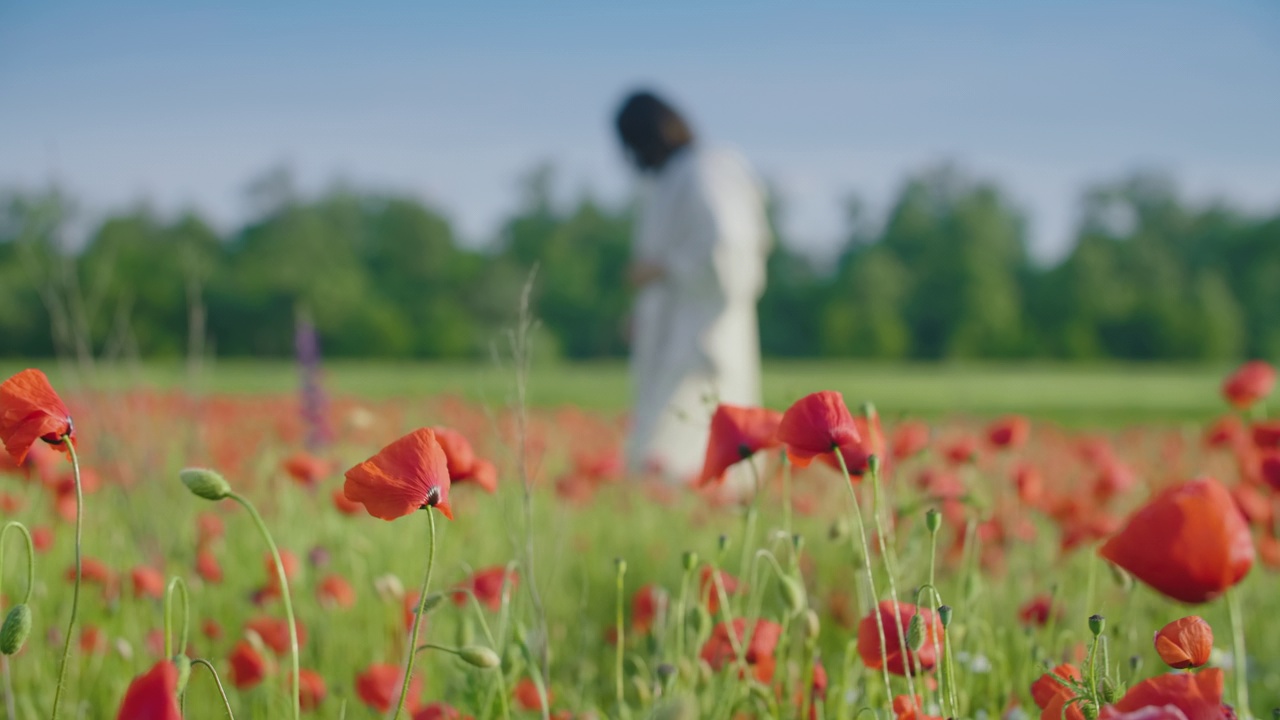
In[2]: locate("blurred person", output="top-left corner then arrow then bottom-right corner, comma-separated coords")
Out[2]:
614,90 -> 771,483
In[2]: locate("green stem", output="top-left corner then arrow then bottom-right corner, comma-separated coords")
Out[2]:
867,460 -> 916,703
738,459 -> 765,593
188,658 -> 236,719
50,437 -> 83,720
458,588 -> 511,720
1227,587 -> 1252,720
164,577 -> 190,659
0,522 -> 35,605
391,508 -> 438,720
230,492 -> 301,720
834,451 -> 893,704
781,454 -> 792,538
615,560 -> 627,714
673,562 -> 693,665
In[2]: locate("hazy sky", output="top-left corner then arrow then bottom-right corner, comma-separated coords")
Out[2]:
3,1 -> 1278,261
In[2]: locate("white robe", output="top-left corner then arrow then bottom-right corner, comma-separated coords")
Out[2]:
626,145 -> 770,482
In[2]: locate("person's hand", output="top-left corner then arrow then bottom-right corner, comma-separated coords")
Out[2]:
627,261 -> 666,289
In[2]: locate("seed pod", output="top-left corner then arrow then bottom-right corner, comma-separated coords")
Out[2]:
0,604 -> 32,655
179,468 -> 232,501
655,663 -> 677,683
925,508 -> 942,534
1088,614 -> 1106,637
172,654 -> 192,695
1106,562 -> 1133,592
457,645 -> 500,669
867,454 -> 881,477
937,605 -> 953,629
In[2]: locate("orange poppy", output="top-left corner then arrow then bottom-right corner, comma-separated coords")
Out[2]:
331,488 -> 363,515
1031,664 -> 1082,713
777,391 -> 860,468
196,549 -> 223,584
290,669 -> 327,712
0,369 -> 74,464
115,661 -> 181,720
1153,616 -> 1213,670
512,678 -> 546,711
456,458 -> 499,493
343,428 -> 453,520
452,567 -> 517,612
1105,668 -> 1227,719
317,574 -> 356,609
229,640 -> 268,689
130,566 -> 166,600
1099,477 -> 1254,603
282,452 -> 330,488
1222,360 -> 1275,410
356,663 -> 421,713
697,404 -> 782,486
856,601 -> 940,676
699,618 -> 782,683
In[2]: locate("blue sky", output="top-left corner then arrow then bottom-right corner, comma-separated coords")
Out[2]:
2,1 -> 1278,261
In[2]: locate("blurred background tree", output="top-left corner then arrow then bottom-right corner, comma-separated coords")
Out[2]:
0,164 -> 1275,362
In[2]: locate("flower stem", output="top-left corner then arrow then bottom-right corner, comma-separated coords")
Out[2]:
867,460 -> 916,703
615,559 -> 627,714
391,508 -> 438,720
1227,587 -> 1252,720
834,451 -> 893,704
50,437 -> 83,719
230,492 -> 301,720
0,522 -> 35,606
188,658 -> 236,719
164,576 -> 190,659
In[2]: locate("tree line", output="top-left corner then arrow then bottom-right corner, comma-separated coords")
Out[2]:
1,164 -> 1277,361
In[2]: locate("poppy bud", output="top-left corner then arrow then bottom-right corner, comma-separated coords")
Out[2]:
804,609 -> 821,640
937,605 -> 953,629
925,508 -> 942,534
457,645 -> 501,669
179,468 -> 232,501
1153,616 -> 1213,669
656,663 -> 677,683
0,604 -> 32,655
717,535 -> 729,553
906,614 -> 925,652
1083,702 -> 1100,720
867,454 -> 881,477
1106,562 -> 1133,592
172,654 -> 192,695
777,576 -> 806,613
681,551 -> 698,572
1098,677 -> 1120,704
1088,614 -> 1105,637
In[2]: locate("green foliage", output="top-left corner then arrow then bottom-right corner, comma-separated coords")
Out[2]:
0,165 -> 1276,361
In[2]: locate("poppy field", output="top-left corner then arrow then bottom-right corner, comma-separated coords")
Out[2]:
0,360 -> 1278,719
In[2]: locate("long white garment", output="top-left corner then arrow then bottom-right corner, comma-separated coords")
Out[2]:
626,145 -> 770,482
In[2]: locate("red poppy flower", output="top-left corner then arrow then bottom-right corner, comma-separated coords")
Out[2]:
778,391 -> 861,468
891,421 -> 931,460
30,525 -> 53,553
1261,451 -> 1280,492
631,584 -> 666,635
856,601 -> 940,676
196,549 -> 223,583
1204,416 -> 1244,449
893,694 -> 945,720
246,616 -> 305,655
0,369 -> 74,465
197,512 -> 225,545
697,404 -> 783,485
115,660 -> 181,720
202,619 -> 223,640
71,557 -> 115,586
432,427 -> 476,477
1222,360 -> 1275,410
1099,477 -> 1254,603
1014,463 -> 1045,506
512,678 -> 547,711
355,663 -> 421,713
130,566 -> 166,600
290,669 -> 327,712
343,428 -> 453,520
699,618 -> 783,683
1018,594 -> 1060,627
1254,421 -> 1280,449
282,452 -> 330,488
456,458 -> 499,493
817,415 -> 883,477
80,625 -> 108,654
414,703 -> 472,720
1153,616 -> 1213,670
698,567 -> 742,615
1106,668 -> 1227,720
229,640 -> 268,689
1031,664 -> 1082,713
987,415 -> 1030,449
331,488 -> 363,515
317,574 -> 356,609
452,567 -> 517,612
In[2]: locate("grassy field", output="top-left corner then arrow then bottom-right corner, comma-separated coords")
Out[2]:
1,359 -> 1260,426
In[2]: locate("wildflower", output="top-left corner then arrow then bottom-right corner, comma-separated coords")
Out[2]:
356,663 -> 421,713
229,640 -> 268,689
699,618 -> 783,682
777,391 -> 860,467
282,452 -> 330,488
246,616 -> 306,656
1099,477 -> 1254,603
891,420 -> 931,460
196,549 -> 223,584
856,601 -> 940,676
988,415 -> 1031,449
131,566 -> 167,600
343,428 -> 453,520
697,404 -> 782,485
893,694 -> 945,720
1103,668 -> 1228,719
1153,616 -> 1213,670
331,488 -> 363,515
115,660 -> 181,720
452,567 -> 517,612
1222,360 -> 1275,410
317,574 -> 356,609
413,703 -> 471,719
631,584 -> 666,635
1031,664 -> 1084,720
0,369 -> 74,464
513,678 -> 547,711
698,567 -> 741,615
290,669 -> 327,712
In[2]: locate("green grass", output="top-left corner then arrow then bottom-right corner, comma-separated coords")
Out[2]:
3,359 -> 1259,426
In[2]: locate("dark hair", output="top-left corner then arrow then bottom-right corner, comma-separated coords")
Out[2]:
614,90 -> 694,171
